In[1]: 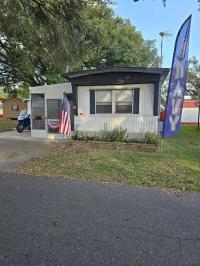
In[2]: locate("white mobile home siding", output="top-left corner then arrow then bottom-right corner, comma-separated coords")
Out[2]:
75,84 -> 158,134
30,83 -> 72,139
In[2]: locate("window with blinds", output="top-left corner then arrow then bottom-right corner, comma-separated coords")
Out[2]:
115,90 -> 132,113
96,90 -> 112,114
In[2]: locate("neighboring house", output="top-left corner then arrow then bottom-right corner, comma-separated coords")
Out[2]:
29,67 -> 169,139
3,98 -> 27,119
0,98 -> 4,118
181,99 -> 199,124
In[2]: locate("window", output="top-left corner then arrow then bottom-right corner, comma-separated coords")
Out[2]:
90,88 -> 140,115
115,90 -> 132,113
31,94 -> 45,129
47,99 -> 62,133
96,90 -> 112,114
12,105 -> 19,111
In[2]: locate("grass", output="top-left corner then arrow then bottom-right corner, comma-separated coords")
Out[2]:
0,119 -> 17,132
15,126 -> 200,192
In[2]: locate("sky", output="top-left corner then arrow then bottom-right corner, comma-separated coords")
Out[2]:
113,0 -> 200,68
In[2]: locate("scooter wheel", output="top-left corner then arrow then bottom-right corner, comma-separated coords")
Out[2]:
16,124 -> 24,133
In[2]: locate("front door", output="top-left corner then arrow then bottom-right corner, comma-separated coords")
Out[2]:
31,94 -> 46,130
47,99 -> 61,134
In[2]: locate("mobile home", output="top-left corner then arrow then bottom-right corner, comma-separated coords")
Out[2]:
30,67 -> 169,139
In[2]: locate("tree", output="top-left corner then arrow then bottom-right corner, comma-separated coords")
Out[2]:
133,0 -> 200,9
160,56 -> 200,103
75,3 -> 159,69
133,0 -> 166,7
187,56 -> 200,99
0,0 -> 85,95
0,0 -> 160,97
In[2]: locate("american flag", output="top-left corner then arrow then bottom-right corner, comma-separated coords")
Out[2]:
59,95 -> 71,136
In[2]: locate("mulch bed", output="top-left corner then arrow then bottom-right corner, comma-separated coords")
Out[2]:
65,140 -> 159,152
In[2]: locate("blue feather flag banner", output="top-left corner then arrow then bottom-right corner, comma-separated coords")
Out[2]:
163,15 -> 192,138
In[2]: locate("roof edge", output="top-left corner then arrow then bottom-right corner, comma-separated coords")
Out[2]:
61,67 -> 170,80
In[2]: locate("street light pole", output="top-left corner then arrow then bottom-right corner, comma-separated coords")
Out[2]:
159,32 -> 164,67
159,31 -> 172,67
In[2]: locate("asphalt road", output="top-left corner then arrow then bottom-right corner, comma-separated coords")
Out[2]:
0,173 -> 200,266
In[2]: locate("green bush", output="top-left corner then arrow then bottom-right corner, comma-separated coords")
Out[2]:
72,130 -> 99,141
144,132 -> 160,146
72,128 -> 128,142
101,128 -> 128,142
72,129 -> 160,145
8,117 -> 18,120
127,137 -> 145,144
71,130 -> 85,141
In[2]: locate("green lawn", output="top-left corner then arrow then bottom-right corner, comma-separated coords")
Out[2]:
15,126 -> 200,192
0,119 -> 17,132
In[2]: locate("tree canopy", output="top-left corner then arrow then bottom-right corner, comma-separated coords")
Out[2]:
0,0 -> 160,97
187,56 -> 200,99
133,0 -> 200,9
77,3 -> 159,69
0,0 -> 85,96
161,56 -> 200,101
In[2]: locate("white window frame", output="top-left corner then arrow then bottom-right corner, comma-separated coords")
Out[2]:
87,84 -> 142,116
95,90 -> 112,114
114,89 -> 133,114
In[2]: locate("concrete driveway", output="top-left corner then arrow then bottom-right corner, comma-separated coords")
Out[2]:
0,131 -> 63,172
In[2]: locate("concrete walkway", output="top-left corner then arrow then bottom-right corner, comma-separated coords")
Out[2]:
0,131 -> 63,172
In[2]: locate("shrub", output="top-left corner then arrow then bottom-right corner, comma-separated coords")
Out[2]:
72,128 -> 128,142
8,117 -> 18,120
101,128 -> 128,142
72,129 -> 160,145
71,130 -> 85,141
144,132 -> 160,146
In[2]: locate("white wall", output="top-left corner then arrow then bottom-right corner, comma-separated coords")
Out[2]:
75,84 -> 158,134
181,108 -> 199,124
30,83 -> 72,99
29,83 -> 72,139
75,115 -> 158,134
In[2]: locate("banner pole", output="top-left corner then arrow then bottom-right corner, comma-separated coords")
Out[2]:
161,138 -> 163,153
159,133 -> 163,152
